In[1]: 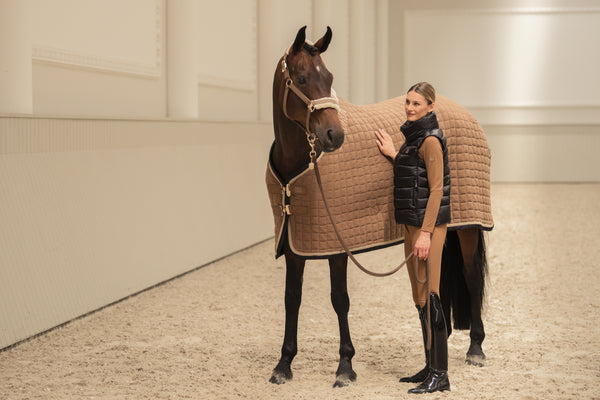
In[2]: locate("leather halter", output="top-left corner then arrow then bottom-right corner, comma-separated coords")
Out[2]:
280,47 -> 340,166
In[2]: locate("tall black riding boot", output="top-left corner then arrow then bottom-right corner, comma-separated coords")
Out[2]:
408,293 -> 450,394
399,305 -> 429,383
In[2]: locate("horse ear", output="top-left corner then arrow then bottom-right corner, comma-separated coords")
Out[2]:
292,26 -> 307,54
314,26 -> 332,53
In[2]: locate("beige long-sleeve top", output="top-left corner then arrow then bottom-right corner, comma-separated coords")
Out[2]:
417,136 -> 445,233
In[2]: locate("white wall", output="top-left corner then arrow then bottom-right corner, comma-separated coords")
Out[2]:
0,117 -> 274,349
196,1 -> 258,120
0,0 -> 393,351
1,0 -> 275,349
31,0 -> 166,117
1,0 -> 599,349
404,9 -> 600,123
388,0 -> 600,182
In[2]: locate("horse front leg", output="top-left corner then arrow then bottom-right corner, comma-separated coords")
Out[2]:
329,254 -> 357,387
270,251 -> 306,384
457,229 -> 487,367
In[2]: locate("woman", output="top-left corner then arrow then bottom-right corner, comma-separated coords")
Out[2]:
375,82 -> 451,394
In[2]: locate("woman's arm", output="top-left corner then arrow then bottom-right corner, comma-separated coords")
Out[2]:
420,136 -> 445,233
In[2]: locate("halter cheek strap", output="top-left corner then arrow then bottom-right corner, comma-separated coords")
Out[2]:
280,49 -> 340,166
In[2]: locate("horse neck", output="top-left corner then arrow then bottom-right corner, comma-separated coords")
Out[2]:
271,105 -> 312,182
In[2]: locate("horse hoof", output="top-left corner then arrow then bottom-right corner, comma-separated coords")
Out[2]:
333,371 -> 357,388
269,369 -> 292,385
466,342 -> 486,367
465,353 -> 486,367
333,376 -> 353,388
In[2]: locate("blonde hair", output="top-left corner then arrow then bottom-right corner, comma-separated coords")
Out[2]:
407,82 -> 436,105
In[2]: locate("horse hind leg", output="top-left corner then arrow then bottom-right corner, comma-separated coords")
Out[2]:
457,228 -> 488,367
329,254 -> 357,387
270,252 -> 306,384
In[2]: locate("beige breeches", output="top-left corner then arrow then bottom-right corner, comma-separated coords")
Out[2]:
403,224 -> 448,307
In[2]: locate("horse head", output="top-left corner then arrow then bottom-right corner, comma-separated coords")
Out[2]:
273,26 -> 345,172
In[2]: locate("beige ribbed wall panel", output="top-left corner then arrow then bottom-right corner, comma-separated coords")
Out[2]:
0,117 -> 274,349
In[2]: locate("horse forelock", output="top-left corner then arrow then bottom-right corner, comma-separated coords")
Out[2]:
303,42 -> 318,56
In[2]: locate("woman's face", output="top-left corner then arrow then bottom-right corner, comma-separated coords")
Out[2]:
405,91 -> 434,122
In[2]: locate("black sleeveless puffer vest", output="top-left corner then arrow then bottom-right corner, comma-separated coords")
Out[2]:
393,111 -> 451,227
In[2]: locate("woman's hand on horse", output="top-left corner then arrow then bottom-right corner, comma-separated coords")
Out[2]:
375,129 -> 397,159
414,231 -> 431,260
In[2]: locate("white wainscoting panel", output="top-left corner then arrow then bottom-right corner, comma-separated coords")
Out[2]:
197,0 -> 257,92
404,8 -> 600,125
31,0 -> 162,78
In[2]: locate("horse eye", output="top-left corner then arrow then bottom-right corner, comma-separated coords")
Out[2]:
297,76 -> 307,85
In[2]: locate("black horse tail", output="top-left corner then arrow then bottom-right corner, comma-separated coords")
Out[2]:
440,229 -> 488,335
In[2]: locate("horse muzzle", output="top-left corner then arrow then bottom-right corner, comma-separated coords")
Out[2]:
318,127 -> 344,152
314,110 -> 345,152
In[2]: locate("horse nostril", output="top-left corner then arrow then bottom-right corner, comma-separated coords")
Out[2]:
327,129 -> 334,143
319,127 -> 344,151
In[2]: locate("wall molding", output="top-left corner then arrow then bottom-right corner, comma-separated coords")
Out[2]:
32,0 -> 162,79
197,74 -> 255,92
32,46 -> 161,79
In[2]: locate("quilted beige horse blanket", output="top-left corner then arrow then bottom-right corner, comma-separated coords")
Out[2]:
266,95 -> 493,258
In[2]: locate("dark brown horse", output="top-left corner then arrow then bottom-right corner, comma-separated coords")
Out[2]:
268,26 -> 488,387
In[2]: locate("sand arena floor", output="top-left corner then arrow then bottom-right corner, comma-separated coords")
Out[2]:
1,183 -> 599,400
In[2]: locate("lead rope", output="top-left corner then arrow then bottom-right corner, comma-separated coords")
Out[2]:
313,149 -> 432,347
281,53 -> 432,348
312,154 -> 416,277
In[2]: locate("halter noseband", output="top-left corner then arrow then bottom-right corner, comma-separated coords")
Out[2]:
280,46 -> 340,166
